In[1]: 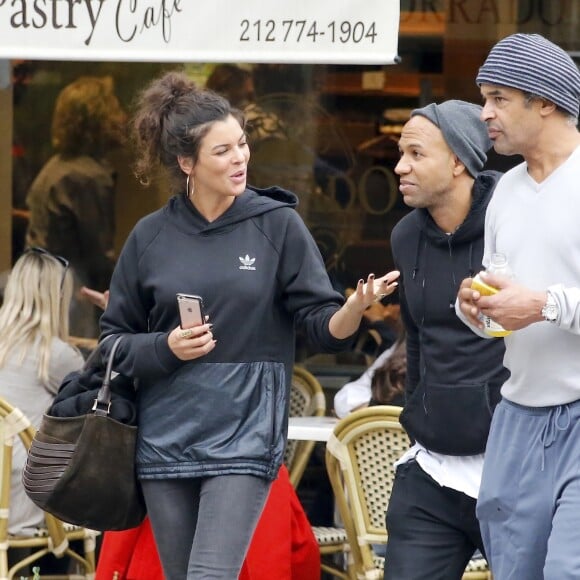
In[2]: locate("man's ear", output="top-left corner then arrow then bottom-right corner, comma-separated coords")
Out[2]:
538,99 -> 557,117
177,155 -> 194,174
452,155 -> 467,177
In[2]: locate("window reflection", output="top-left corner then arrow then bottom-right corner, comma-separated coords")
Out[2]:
10,7 -> 578,338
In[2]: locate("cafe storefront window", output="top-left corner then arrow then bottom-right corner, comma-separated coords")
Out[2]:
6,0 -> 580,348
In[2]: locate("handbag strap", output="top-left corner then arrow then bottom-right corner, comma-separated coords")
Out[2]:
92,335 -> 124,417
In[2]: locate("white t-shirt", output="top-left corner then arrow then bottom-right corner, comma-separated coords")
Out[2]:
396,444 -> 483,499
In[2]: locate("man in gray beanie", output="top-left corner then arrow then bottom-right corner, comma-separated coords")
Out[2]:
458,33 -> 580,580
385,100 -> 508,579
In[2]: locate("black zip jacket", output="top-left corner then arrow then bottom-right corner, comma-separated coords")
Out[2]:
390,171 -> 509,455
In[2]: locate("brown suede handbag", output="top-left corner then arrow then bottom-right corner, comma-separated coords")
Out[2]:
22,335 -> 147,531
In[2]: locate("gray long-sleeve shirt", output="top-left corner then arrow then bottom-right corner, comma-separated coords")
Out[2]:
459,146 -> 580,406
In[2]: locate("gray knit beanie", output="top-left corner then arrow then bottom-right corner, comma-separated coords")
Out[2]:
411,100 -> 491,177
476,33 -> 580,118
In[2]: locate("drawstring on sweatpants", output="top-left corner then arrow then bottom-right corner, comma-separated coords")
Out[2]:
539,404 -> 571,471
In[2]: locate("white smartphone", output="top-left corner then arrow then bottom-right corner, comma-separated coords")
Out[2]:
176,293 -> 205,329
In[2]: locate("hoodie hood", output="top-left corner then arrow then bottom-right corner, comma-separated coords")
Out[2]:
164,185 -> 298,235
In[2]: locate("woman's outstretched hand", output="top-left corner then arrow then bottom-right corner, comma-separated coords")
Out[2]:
345,271 -> 400,312
329,270 -> 400,340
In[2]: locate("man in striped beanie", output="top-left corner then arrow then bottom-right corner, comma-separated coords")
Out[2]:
457,33 -> 580,580
476,33 -> 580,121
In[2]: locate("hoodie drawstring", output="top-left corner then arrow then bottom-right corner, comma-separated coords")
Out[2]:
412,229 -> 423,281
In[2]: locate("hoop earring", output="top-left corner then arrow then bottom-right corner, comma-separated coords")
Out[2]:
186,174 -> 195,199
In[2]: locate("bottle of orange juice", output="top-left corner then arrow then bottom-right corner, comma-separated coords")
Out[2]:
471,253 -> 513,337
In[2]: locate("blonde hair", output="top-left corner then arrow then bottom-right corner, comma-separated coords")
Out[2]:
0,251 -> 73,382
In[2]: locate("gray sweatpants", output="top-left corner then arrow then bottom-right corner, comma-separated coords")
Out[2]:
142,475 -> 272,580
477,398 -> 580,580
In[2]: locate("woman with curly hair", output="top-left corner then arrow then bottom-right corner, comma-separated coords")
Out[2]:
99,70 -> 399,579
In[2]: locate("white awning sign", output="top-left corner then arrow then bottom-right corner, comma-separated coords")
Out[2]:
0,0 -> 400,64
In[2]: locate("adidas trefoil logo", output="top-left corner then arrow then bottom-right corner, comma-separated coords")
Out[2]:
239,254 -> 256,271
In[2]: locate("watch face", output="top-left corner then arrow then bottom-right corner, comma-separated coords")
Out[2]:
543,303 -> 558,322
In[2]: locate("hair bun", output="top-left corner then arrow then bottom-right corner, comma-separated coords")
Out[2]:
157,72 -> 197,115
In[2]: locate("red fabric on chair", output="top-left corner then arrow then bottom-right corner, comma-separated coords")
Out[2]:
240,465 -> 320,580
95,465 -> 320,580
95,516 -> 163,580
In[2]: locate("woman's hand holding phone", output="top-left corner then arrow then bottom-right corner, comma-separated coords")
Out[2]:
169,293 -> 215,360
168,322 -> 215,361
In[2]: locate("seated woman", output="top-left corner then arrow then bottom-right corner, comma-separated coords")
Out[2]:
368,339 -> 406,408
334,335 -> 406,417
0,249 -> 84,567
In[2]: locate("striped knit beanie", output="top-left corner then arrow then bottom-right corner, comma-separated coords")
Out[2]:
476,33 -> 580,118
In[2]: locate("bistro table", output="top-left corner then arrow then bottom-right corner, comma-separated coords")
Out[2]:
302,363 -> 366,391
287,416 -> 338,442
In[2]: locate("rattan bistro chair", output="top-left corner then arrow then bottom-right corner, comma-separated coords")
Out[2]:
285,366 -> 327,488
325,405 -> 491,580
463,558 -> 492,579
325,405 -> 408,579
0,397 -> 98,580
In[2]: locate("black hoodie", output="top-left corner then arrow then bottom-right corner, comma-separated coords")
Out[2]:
390,171 -> 509,455
100,186 -> 352,480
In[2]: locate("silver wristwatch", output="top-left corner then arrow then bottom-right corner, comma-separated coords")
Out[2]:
541,291 -> 559,323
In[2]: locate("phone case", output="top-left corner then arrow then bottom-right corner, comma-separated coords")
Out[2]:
177,293 -> 205,329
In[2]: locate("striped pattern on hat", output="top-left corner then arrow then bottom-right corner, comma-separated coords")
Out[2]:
476,33 -> 580,118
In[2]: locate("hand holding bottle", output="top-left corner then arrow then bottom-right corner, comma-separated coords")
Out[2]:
464,271 -> 547,333
471,253 -> 514,336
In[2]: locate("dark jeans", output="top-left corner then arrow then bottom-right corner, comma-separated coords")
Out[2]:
384,459 -> 486,580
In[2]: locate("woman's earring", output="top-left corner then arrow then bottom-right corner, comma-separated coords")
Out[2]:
186,174 -> 194,199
